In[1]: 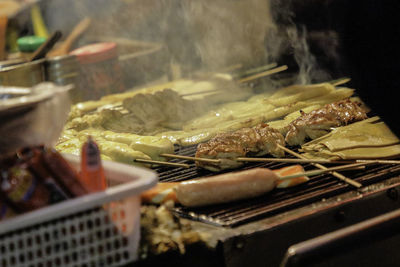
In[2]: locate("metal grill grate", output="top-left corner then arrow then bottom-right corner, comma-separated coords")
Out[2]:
152,145 -> 400,227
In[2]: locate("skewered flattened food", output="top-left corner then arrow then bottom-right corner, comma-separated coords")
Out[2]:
123,89 -> 204,130
196,133 -> 247,171
285,99 -> 368,146
56,129 -> 175,162
183,83 -> 338,131
195,123 -> 285,171
252,124 -> 286,156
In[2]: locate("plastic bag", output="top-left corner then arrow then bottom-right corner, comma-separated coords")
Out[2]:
0,82 -> 72,153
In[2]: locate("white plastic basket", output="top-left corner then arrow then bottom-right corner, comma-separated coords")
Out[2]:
0,154 -> 158,267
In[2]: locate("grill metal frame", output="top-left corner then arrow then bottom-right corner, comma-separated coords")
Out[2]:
152,145 -> 400,227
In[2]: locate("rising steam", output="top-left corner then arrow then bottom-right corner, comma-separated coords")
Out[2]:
42,0 -> 327,85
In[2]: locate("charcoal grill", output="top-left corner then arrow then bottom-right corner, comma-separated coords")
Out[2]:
136,144 -> 400,267
132,0 -> 400,265
152,145 -> 400,227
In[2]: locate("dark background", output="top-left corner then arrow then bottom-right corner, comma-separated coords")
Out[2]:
279,0 -> 400,136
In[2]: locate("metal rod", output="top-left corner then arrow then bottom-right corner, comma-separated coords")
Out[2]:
281,208 -> 400,267
277,144 -> 363,188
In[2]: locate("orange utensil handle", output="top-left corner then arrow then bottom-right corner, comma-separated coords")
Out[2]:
80,136 -> 107,192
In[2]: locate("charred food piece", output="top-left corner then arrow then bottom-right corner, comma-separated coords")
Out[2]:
285,99 -> 368,146
195,132 -> 247,171
195,123 -> 285,171
253,123 -> 286,157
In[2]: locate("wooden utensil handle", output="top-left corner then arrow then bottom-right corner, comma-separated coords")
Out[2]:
0,16 -> 8,61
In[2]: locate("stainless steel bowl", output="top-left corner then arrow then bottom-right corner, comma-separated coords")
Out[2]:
45,55 -> 82,103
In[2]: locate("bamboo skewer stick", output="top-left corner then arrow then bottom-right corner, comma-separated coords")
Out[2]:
181,65 -> 287,97
160,153 -> 221,163
237,157 -> 365,170
159,154 -> 363,171
134,158 -> 190,168
219,63 -> 243,73
277,144 -> 363,188
280,162 -> 376,181
159,153 -> 364,168
156,143 -> 399,172
159,152 -> 400,169
180,89 -> 221,97
236,157 -> 352,164
355,159 -> 400,165
233,63 -> 278,79
238,65 -> 288,84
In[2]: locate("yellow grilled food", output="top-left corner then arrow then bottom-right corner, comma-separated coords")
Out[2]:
301,117 -> 400,159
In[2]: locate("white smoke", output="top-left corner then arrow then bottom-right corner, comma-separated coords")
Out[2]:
180,0 -> 274,71
42,0 -> 329,85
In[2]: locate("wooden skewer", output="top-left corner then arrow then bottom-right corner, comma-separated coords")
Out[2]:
182,64 -> 288,97
237,156 -> 400,166
280,162 -> 376,181
277,144 -> 363,188
159,154 -> 366,170
236,157 -> 352,164
160,153 -> 221,163
180,89 -> 221,97
238,65 -> 288,84
355,159 -> 400,165
134,158 -> 190,168
237,157 -> 366,170
233,63 -> 278,79
219,63 -> 243,73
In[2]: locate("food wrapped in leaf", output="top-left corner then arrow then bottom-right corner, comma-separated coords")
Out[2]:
301,117 -> 400,159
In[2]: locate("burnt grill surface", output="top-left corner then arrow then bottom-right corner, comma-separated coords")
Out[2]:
153,145 -> 400,227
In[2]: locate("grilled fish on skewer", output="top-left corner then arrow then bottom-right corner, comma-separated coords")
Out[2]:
195,123 -> 285,171
122,89 -> 204,130
253,124 -> 286,157
285,99 -> 368,146
196,133 -> 247,171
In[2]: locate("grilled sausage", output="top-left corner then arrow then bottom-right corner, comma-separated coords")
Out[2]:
175,168 -> 278,207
